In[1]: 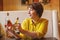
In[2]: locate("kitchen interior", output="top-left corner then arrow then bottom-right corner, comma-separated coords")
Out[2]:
0,0 -> 60,40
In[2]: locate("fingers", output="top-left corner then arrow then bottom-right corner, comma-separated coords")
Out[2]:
13,23 -> 21,29
14,23 -> 21,27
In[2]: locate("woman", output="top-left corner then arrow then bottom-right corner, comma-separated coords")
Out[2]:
9,2 -> 48,40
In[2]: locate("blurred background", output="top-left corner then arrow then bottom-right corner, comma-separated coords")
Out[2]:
0,0 -> 60,40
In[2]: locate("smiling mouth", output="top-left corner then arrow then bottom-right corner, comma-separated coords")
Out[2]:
29,14 -> 31,16
28,13 -> 31,16
28,14 -> 32,18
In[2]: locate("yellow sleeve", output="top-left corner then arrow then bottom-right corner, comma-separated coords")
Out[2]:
19,18 -> 29,38
19,33 -> 26,38
36,20 -> 48,38
21,18 -> 29,30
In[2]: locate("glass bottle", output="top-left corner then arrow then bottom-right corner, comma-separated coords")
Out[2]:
5,13 -> 13,38
14,17 -> 20,34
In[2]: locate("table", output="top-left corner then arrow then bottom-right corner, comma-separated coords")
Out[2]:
32,37 -> 58,40
0,37 -> 58,40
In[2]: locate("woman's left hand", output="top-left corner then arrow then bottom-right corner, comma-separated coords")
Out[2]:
14,23 -> 22,31
17,23 -> 22,30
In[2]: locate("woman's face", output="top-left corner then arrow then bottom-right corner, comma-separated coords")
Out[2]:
28,8 -> 37,19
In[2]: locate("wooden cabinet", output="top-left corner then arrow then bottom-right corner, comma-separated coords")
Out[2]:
0,0 -> 3,11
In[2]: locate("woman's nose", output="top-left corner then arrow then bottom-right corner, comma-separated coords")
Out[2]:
28,11 -> 31,16
28,12 -> 30,14
28,10 -> 30,14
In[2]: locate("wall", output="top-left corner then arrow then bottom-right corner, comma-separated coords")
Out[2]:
44,0 -> 59,21
3,0 -> 20,11
3,0 -> 28,10
3,0 -> 60,21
